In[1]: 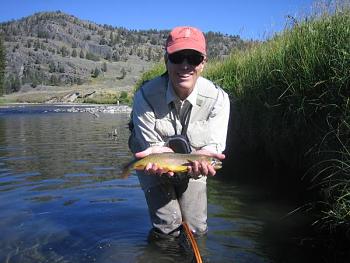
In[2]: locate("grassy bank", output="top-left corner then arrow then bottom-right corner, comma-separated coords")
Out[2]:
0,87 -> 133,105
135,1 -> 350,244
205,2 -> 349,234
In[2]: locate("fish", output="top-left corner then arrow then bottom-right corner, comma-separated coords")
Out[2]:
121,153 -> 222,178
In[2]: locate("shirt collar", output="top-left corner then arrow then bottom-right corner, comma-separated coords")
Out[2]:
166,79 -> 198,106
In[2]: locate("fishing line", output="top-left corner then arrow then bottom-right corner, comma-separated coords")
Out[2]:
182,222 -> 203,263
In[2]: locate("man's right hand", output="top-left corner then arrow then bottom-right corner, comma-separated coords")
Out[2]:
135,146 -> 175,176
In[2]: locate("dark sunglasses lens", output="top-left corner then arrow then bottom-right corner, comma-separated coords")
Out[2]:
169,53 -> 204,66
187,54 -> 204,66
168,53 -> 185,64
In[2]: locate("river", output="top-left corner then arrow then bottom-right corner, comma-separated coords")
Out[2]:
0,104 -> 319,263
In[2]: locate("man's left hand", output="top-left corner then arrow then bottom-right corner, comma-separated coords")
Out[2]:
188,149 -> 225,177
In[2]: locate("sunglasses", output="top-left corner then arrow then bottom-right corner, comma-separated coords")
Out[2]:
168,52 -> 205,66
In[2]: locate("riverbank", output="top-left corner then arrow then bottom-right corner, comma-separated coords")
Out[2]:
0,83 -> 133,105
0,103 -> 131,114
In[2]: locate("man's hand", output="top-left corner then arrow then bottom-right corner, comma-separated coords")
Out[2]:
188,149 -> 225,177
135,146 -> 175,176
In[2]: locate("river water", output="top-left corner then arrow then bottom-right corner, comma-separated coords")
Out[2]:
0,104 -> 317,263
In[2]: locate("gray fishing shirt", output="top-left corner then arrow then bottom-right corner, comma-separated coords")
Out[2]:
130,75 -> 230,154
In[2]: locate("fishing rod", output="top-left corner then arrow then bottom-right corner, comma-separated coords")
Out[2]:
182,222 -> 203,263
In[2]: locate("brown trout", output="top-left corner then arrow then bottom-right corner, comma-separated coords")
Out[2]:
121,153 -> 222,178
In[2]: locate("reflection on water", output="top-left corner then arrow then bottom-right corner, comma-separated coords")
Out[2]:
0,105 -> 314,263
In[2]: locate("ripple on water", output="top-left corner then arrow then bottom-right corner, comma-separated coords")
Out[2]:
0,106 -> 315,263
71,160 -> 89,164
25,195 -> 63,203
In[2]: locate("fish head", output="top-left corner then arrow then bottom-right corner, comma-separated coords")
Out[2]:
210,158 -> 222,170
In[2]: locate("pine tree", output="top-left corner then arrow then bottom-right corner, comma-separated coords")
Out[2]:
71,49 -> 77,57
102,62 -> 107,72
91,67 -> 100,78
79,49 -> 85,59
0,36 -> 5,96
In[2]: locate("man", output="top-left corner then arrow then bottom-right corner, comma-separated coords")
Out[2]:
129,26 -> 230,238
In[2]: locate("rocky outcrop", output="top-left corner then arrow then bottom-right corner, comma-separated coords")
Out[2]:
0,11 -> 248,93
45,90 -> 97,103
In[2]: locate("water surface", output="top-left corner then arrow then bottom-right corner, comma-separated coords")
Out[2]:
0,105 -> 315,263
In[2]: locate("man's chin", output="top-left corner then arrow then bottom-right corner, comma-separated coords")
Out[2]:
174,80 -> 192,90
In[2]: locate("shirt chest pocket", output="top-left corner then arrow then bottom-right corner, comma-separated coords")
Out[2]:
187,120 -> 211,148
155,119 -> 176,138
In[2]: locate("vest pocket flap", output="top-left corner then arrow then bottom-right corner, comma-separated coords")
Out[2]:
155,119 -> 175,137
187,120 -> 210,148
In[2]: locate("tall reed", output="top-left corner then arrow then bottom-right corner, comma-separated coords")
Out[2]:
205,2 -> 350,231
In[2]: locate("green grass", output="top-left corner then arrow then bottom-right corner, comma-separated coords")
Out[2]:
133,62 -> 166,92
204,3 -> 350,233
0,89 -> 133,105
80,91 -> 132,105
0,97 -> 12,104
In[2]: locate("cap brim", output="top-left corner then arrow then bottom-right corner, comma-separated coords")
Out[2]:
166,41 -> 206,55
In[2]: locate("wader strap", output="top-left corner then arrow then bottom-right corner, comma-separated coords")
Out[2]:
169,101 -> 192,137
181,104 -> 192,136
140,87 -> 155,114
169,102 -> 178,135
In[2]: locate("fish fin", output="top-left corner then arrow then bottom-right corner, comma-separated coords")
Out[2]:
182,160 -> 194,166
135,164 -> 145,170
173,165 -> 189,173
179,166 -> 189,172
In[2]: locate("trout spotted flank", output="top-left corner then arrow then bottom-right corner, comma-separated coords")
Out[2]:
121,153 -> 222,178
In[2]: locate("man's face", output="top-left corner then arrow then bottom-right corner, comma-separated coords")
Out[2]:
166,49 -> 206,99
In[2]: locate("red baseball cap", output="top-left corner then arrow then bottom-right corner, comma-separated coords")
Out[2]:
165,26 -> 206,55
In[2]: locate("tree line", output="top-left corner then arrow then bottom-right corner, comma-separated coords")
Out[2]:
0,36 -> 4,96
0,11 -> 248,94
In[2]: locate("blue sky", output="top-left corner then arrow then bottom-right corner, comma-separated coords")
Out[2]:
0,0 -> 315,40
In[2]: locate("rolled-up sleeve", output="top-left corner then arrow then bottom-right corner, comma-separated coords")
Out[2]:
201,89 -> 230,153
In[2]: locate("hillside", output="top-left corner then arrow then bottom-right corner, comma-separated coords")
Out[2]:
0,11 -> 247,102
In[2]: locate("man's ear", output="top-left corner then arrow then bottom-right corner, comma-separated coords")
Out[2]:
198,61 -> 205,73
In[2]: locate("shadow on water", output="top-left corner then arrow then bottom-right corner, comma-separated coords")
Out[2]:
0,104 -> 343,262
219,140 -> 349,262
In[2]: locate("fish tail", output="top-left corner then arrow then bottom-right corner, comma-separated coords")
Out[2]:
121,166 -> 131,179
120,159 -> 136,179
